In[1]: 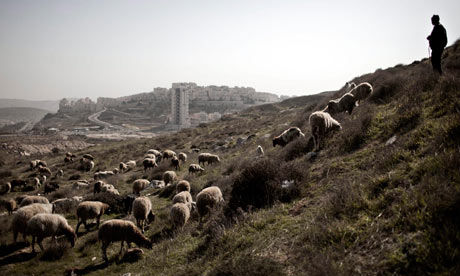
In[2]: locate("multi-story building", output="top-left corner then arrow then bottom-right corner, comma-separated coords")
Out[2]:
170,83 -> 191,129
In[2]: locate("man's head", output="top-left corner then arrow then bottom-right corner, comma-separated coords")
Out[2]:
431,15 -> 440,25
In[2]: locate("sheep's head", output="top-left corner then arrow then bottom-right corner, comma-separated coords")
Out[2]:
326,100 -> 340,114
147,211 -> 155,225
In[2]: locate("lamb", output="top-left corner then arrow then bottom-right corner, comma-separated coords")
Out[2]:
309,111 -> 342,151
126,160 -> 137,170
196,186 -> 224,220
272,127 -> 305,147
171,156 -> 180,170
178,152 -> 187,163
132,179 -> 150,195
163,171 -> 177,186
170,203 -> 190,230
52,196 -> 83,214
19,195 -> 50,207
256,145 -> 264,156
0,198 -> 16,215
0,182 -> 11,195
176,180 -> 191,193
143,158 -> 158,171
98,219 -> 152,262
11,203 -> 54,243
26,213 -> 76,252
349,82 -> 373,105
119,162 -> 128,172
188,164 -> 204,174
76,201 -> 110,233
132,197 -> 155,233
162,149 -> 176,161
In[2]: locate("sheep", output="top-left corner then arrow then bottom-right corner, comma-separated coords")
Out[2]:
178,152 -> 187,163
143,158 -> 158,171
349,82 -> 373,105
76,201 -> 110,233
123,194 -> 136,214
39,175 -> 47,185
38,166 -> 52,176
56,169 -> 64,178
73,181 -> 90,190
38,160 -> 47,167
80,159 -> 94,172
172,191 -> 193,211
144,153 -> 156,160
132,197 -> 155,233
126,160 -> 137,170
150,180 -> 165,189
198,153 -> 221,166
101,184 -> 119,195
65,152 -> 75,158
0,198 -> 16,215
171,156 -> 180,170
146,149 -> 162,162
191,148 -> 200,153
272,127 -> 305,147
98,219 -> 152,262
176,180 -> 191,193
19,195 -> 50,207
94,180 -> 104,194
196,186 -> 224,220
64,156 -> 73,163
11,203 -> 54,243
83,154 -> 94,160
112,168 -> 119,174
188,164 -> 204,174
94,171 -> 115,180
52,196 -> 83,214
119,162 -> 128,172
256,145 -> 264,156
10,179 -> 27,191
162,149 -> 176,161
309,111 -> 342,151
44,182 -> 60,194
163,171 -> 177,186
26,213 -> 76,252
30,177 -> 41,189
0,182 -> 11,195
30,160 -> 40,170
132,179 -> 150,195
170,203 -> 190,230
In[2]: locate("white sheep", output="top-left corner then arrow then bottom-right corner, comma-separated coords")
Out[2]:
52,196 -> 83,214
73,181 -> 90,190
119,162 -> 128,172
94,171 -> 115,180
132,197 -> 155,233
349,82 -> 373,105
198,153 -> 221,166
98,219 -> 152,262
178,152 -> 187,163
272,127 -> 305,147
163,171 -> 177,186
11,203 -> 54,243
256,145 -> 264,156
176,180 -> 191,193
126,160 -> 137,170
172,191 -> 194,211
19,195 -> 50,207
80,159 -> 94,172
0,198 -> 16,215
309,111 -> 342,151
170,203 -> 190,230
189,164 -> 205,174
196,186 -> 224,220
76,201 -> 110,233
132,179 -> 150,195
56,169 -> 64,178
144,153 -> 156,160
146,149 -> 162,162
26,213 -> 76,252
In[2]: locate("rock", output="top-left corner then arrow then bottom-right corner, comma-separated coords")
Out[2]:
236,137 -> 245,145
385,135 -> 397,146
305,151 -> 317,161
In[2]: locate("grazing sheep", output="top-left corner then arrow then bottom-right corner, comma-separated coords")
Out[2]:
309,111 -> 342,151
19,195 -> 50,207
272,127 -> 305,147
132,197 -> 155,233
65,152 -> 75,158
76,201 -> 110,233
39,175 -> 47,185
112,168 -> 119,174
163,171 -> 177,186
256,145 -> 264,156
94,171 -> 115,180
150,180 -> 165,189
123,194 -> 137,214
38,166 -> 52,176
26,213 -> 76,252
0,182 -> 11,195
191,148 -> 200,153
162,149 -> 176,161
101,184 -> 119,195
56,169 -> 64,178
349,82 -> 373,105
144,154 -> 156,160
170,203 -> 190,230
64,156 -> 73,163
172,191 -> 193,210
126,160 -> 137,170
11,203 -> 54,243
143,158 -> 158,171
119,162 -> 128,172
171,156 -> 180,170
198,153 -> 221,166
93,181 -> 104,194
0,198 -> 16,215
52,196 -> 83,214
188,164 -> 204,174
147,149 -> 162,162
196,186 -> 224,220
38,160 -> 47,167
178,152 -> 187,163
176,180 -> 191,193
73,181 -> 90,190
30,177 -> 41,189
83,154 -> 94,160
30,160 -> 40,170
44,182 -> 60,194
98,219 -> 152,262
324,92 -> 356,115
10,179 -> 27,191
80,159 -> 94,172
132,179 -> 150,195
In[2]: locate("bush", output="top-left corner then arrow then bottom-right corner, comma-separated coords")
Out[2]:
40,240 -> 69,261
280,136 -> 314,161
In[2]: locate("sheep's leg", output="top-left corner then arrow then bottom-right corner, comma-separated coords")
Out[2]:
37,237 -> 44,252
31,236 -> 36,252
119,241 -> 124,255
96,216 -> 101,228
13,231 -> 18,243
102,242 -> 109,262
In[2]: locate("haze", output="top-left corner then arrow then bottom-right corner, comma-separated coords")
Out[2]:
1,0 -> 459,101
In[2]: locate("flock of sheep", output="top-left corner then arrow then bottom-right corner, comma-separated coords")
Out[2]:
0,81 -> 372,264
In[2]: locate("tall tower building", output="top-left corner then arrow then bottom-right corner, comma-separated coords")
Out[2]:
171,83 -> 191,129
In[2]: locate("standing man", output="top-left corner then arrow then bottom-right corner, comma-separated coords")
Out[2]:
427,15 -> 448,75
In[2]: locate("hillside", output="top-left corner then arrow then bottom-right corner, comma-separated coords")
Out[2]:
0,40 -> 459,275
0,107 -> 52,133
0,99 -> 59,113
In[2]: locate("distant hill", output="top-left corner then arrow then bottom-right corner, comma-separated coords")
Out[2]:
0,99 -> 59,112
0,107 -> 50,126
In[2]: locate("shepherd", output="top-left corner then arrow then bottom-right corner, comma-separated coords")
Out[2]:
427,15 -> 448,75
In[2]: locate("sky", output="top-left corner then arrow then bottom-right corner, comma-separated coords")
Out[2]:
0,0 -> 459,101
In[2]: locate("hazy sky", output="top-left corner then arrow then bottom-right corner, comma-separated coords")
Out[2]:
1,0 -> 459,100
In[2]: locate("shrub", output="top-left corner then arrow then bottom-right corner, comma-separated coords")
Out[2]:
208,255 -> 286,276
40,240 -> 69,261
280,136 -> 314,161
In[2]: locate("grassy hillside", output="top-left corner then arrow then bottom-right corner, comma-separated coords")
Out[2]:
0,107 -> 50,124
0,40 -> 459,275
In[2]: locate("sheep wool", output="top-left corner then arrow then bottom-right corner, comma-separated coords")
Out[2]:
132,197 -> 155,233
309,111 -> 342,151
26,213 -> 76,252
170,203 -> 190,230
11,203 -> 54,243
196,186 -> 224,219
19,195 -> 50,207
76,201 -> 110,233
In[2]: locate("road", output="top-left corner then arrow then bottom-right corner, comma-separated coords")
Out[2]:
87,108 -> 125,130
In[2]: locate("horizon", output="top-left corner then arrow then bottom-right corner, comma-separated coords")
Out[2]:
1,0 -> 460,101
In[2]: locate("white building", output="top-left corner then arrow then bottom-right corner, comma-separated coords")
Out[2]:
170,83 -> 191,129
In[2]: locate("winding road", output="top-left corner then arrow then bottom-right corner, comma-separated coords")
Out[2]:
87,108 -> 125,130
